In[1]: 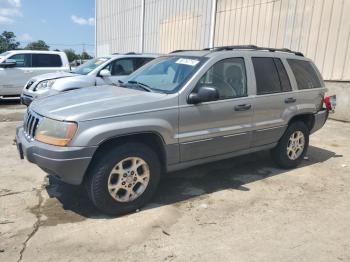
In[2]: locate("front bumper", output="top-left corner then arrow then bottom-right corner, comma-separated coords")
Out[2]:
20,94 -> 33,106
15,126 -> 97,185
310,109 -> 329,134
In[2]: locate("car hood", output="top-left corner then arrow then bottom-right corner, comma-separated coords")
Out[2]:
31,72 -> 77,82
30,85 -> 169,121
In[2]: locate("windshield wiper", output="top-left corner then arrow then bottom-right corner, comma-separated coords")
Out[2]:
127,80 -> 153,92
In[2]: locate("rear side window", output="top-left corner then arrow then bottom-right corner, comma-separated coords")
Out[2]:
134,57 -> 154,70
32,54 -> 62,67
252,57 -> 292,94
253,57 -> 281,94
274,58 -> 292,92
287,59 -> 322,89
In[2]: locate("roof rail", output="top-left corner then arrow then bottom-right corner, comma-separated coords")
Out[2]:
124,52 -> 136,55
169,49 -> 197,53
203,45 -> 258,51
202,45 -> 304,56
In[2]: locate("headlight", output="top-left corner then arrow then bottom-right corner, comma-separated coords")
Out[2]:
35,79 -> 56,91
35,118 -> 77,146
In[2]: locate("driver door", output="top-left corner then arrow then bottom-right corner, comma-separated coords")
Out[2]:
1,54 -> 33,95
179,57 -> 254,162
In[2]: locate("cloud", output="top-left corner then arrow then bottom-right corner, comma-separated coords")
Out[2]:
0,0 -> 22,24
71,15 -> 94,26
18,33 -> 33,42
0,15 -> 13,23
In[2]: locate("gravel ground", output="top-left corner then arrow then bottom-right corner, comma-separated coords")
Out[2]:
0,111 -> 349,262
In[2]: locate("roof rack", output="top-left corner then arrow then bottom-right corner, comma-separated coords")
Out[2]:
202,45 -> 304,56
169,49 -> 197,53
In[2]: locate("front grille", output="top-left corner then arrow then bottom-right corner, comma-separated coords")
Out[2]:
23,110 -> 42,140
25,80 -> 35,89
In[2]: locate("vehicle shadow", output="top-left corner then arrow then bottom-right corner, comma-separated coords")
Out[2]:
0,97 -> 21,105
44,145 -> 341,219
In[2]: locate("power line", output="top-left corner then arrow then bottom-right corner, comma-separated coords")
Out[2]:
18,41 -> 95,46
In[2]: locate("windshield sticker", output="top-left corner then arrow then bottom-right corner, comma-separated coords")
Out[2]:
175,58 -> 199,66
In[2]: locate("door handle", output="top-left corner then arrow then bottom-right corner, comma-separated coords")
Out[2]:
234,104 -> 252,111
285,97 -> 296,103
24,71 -> 33,74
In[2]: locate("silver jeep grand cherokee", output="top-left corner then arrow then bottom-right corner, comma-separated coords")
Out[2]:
15,45 -> 329,215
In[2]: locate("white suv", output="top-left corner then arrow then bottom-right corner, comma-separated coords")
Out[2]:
0,50 -> 69,97
20,53 -> 159,105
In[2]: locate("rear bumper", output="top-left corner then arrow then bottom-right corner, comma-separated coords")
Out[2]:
310,109 -> 329,134
15,126 -> 97,185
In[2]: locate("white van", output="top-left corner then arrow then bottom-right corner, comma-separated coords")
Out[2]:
0,50 -> 69,97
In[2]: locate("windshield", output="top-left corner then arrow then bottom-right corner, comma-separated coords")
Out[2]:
73,57 -> 110,75
126,56 -> 206,93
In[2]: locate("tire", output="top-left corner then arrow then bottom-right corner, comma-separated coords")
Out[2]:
85,142 -> 161,216
271,121 -> 309,169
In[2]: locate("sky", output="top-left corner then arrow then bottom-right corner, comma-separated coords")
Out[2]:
0,0 -> 95,55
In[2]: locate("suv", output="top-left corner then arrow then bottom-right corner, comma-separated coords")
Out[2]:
0,50 -> 69,97
20,53 -> 158,105
15,45 -> 329,215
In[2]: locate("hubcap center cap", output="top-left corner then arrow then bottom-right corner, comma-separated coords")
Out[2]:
126,174 -> 134,184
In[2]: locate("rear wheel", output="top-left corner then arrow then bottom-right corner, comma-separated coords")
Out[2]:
271,121 -> 309,169
85,142 -> 161,216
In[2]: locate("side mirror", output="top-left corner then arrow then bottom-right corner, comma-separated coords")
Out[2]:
188,86 -> 219,104
0,59 -> 16,68
99,69 -> 111,77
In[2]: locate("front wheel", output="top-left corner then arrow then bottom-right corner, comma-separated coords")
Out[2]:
271,121 -> 309,169
85,142 -> 161,216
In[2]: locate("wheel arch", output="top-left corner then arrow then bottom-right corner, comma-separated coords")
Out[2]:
287,113 -> 315,131
86,132 -> 168,177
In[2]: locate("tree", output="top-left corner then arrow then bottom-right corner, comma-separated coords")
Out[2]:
80,51 -> 92,60
63,49 -> 77,62
25,40 -> 49,50
0,31 -> 20,53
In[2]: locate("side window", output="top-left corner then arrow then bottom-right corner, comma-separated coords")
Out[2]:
8,54 -> 32,67
134,57 -> 154,70
195,57 -> 247,100
274,58 -> 292,92
252,57 -> 281,95
287,59 -> 322,89
32,54 -> 62,67
107,59 -> 135,76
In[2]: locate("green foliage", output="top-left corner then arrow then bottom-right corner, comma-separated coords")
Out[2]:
63,48 -> 77,62
81,51 -> 92,60
0,31 -> 20,53
25,40 -> 50,50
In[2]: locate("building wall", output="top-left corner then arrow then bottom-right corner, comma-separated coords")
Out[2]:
96,0 -> 350,81
213,0 -> 350,81
96,0 -> 350,121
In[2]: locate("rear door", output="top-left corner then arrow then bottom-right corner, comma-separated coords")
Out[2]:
250,56 -> 295,147
179,56 -> 254,162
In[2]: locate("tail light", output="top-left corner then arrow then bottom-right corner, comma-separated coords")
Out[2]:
324,95 -> 336,113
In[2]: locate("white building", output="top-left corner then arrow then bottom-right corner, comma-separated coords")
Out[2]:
96,0 -> 350,121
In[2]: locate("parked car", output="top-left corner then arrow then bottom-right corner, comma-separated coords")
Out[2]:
0,50 -> 69,97
16,45 -> 331,215
20,53 -> 159,105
